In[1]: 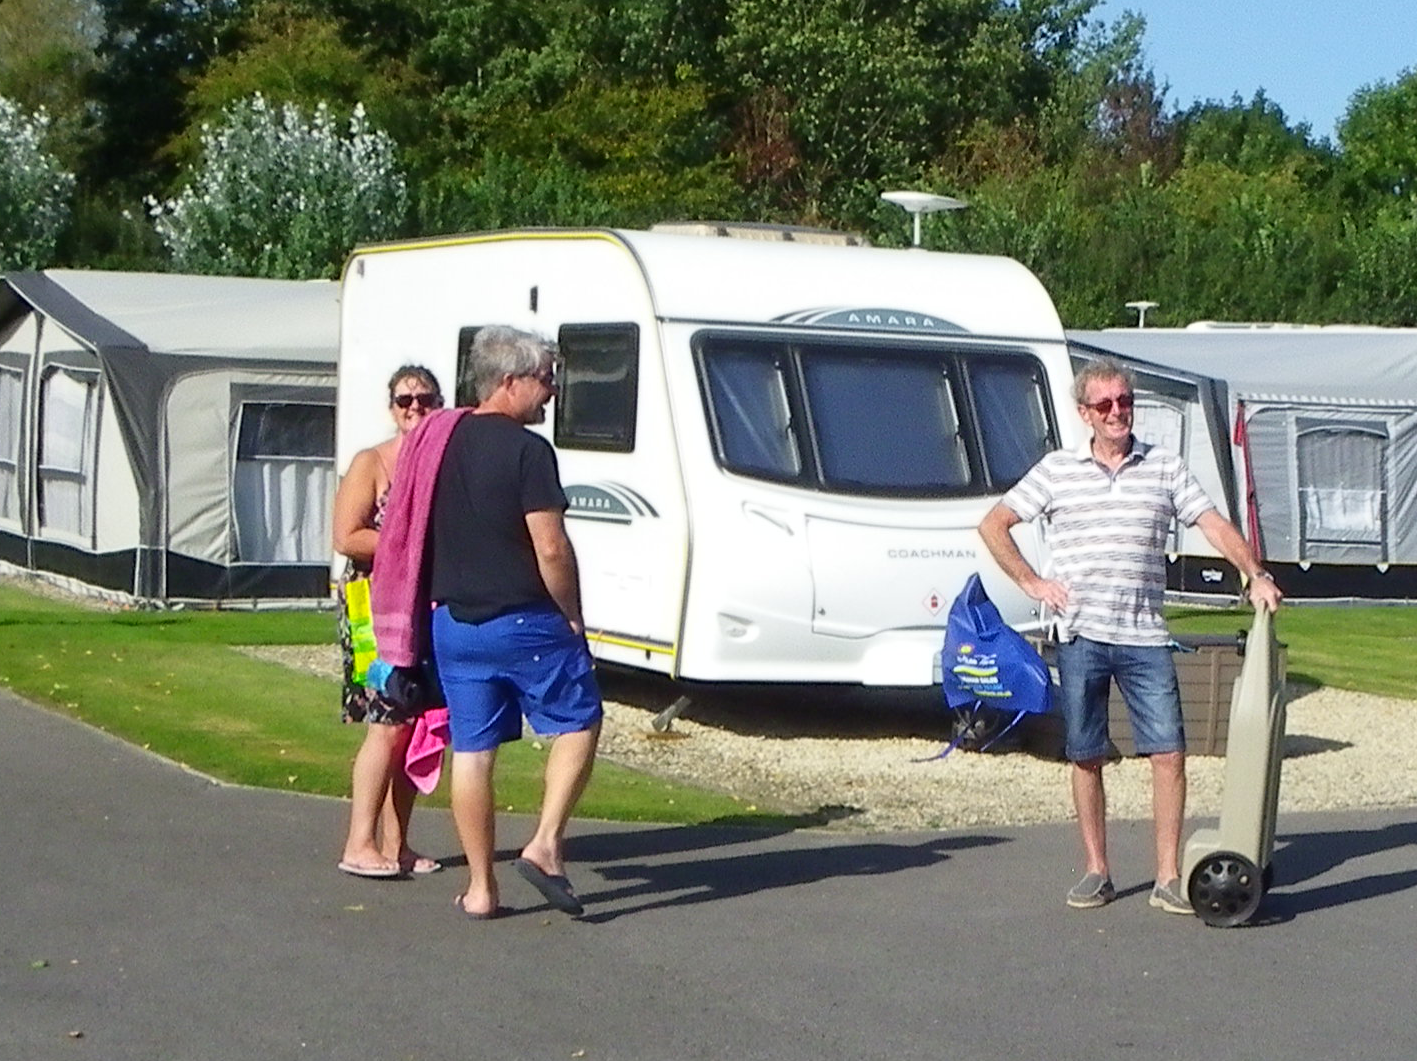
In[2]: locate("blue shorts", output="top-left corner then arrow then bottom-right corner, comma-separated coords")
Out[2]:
1056,637 -> 1185,761
431,604 -> 603,753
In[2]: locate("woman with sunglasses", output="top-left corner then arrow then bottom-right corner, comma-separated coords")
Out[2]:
333,364 -> 445,878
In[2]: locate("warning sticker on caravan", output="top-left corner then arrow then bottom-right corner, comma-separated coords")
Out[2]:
564,482 -> 659,525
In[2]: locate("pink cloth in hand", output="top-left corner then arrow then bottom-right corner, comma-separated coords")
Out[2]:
404,707 -> 450,795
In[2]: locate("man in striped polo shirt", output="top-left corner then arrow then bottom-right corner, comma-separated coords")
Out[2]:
978,358 -> 1282,914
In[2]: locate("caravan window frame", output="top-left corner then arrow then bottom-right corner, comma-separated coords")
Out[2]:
1295,418 -> 1389,562
0,365 -> 23,526
36,365 -> 100,546
231,400 -> 337,565
554,323 -> 639,452
693,331 -> 1059,498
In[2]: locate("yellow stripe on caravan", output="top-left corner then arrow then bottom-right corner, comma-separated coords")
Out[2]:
348,229 -> 629,260
585,630 -> 677,657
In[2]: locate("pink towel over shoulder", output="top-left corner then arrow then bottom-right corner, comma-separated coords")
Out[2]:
370,408 -> 471,666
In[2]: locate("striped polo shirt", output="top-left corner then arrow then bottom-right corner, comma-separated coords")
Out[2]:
1002,438 -> 1214,646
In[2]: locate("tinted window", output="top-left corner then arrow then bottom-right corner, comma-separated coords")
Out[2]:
801,352 -> 969,490
555,323 -> 639,452
701,344 -> 801,478
969,358 -> 1053,487
237,403 -> 334,459
696,333 -> 1055,498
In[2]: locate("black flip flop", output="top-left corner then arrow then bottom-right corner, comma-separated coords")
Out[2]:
513,857 -> 584,915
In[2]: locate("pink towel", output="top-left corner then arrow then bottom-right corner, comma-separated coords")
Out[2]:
404,707 -> 450,794
370,408 -> 471,666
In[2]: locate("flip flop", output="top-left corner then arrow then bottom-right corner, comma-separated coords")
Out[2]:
453,894 -> 502,921
513,857 -> 584,916
406,856 -> 443,875
338,859 -> 401,879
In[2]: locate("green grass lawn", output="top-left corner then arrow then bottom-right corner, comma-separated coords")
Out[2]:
2,582 -> 1412,828
1167,604 -> 1417,700
0,583 -> 777,826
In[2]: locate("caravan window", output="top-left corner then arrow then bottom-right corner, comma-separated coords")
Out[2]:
233,402 -> 336,563
968,358 -> 1054,486
800,352 -> 969,490
701,342 -> 802,479
0,367 -> 21,523
37,367 -> 98,541
555,324 -> 639,452
695,334 -> 1055,497
1296,420 -> 1387,561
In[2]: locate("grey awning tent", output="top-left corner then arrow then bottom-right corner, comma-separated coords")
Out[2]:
0,270 -> 339,602
1070,326 -> 1417,600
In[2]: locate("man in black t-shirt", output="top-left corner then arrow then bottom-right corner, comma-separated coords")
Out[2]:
429,326 -> 602,920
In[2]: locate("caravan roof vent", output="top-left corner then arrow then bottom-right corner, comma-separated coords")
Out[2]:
650,221 -> 869,247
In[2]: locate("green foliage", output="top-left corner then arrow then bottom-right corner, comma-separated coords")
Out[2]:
88,0 -> 244,191
146,94 -> 408,278
0,96 -> 77,269
417,151 -> 619,233
18,0 -> 1417,327
1339,68 -> 1417,201
0,0 -> 102,163
174,0 -> 433,169
1166,605 -> 1417,701
1337,203 -> 1417,324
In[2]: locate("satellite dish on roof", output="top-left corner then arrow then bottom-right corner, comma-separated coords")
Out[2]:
1125,300 -> 1159,328
880,190 -> 967,247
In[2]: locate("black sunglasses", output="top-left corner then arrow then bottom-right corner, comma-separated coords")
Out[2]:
392,392 -> 442,410
1081,393 -> 1135,416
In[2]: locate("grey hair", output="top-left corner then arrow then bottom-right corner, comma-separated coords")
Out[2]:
462,326 -> 557,404
1072,356 -> 1136,404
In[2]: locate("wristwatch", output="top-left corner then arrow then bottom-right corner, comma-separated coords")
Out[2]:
1251,570 -> 1274,582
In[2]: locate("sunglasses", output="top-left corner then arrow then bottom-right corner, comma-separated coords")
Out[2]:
392,392 -> 442,410
526,368 -> 557,387
1081,393 -> 1135,416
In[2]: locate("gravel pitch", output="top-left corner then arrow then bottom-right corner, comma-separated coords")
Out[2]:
242,643 -> 1417,832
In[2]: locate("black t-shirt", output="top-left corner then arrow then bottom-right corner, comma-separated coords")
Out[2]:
427,414 -> 567,622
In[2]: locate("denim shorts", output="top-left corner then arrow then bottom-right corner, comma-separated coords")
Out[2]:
1055,637 -> 1185,761
432,603 -> 603,753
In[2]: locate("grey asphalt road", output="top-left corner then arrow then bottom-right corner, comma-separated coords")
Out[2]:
3,687 -> 1415,1061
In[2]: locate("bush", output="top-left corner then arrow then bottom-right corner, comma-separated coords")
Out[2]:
0,95 -> 76,269
146,94 -> 407,278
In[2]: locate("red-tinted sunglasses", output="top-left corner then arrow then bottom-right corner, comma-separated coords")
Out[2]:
1082,393 -> 1135,416
392,392 -> 442,410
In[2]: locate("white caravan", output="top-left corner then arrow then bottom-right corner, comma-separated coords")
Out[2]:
337,225 -> 1080,686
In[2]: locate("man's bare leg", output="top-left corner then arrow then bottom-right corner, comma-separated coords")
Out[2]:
1150,750 -> 1186,882
520,723 -> 601,876
1072,759 -> 1109,876
450,748 -> 499,916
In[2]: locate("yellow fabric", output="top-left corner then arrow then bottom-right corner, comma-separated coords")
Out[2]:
345,577 -> 376,685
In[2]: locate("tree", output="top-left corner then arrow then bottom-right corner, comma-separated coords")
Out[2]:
146,94 -> 407,278
172,0 -> 431,169
0,96 -> 77,269
87,0 -> 242,192
1338,68 -> 1417,202
0,0 -> 102,154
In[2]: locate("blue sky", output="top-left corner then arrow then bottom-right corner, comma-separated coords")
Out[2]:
1097,0 -> 1417,141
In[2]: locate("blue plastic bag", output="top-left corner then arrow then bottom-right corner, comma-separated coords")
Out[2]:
934,573 -> 1053,758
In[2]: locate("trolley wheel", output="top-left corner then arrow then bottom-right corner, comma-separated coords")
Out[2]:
1188,852 -> 1264,928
